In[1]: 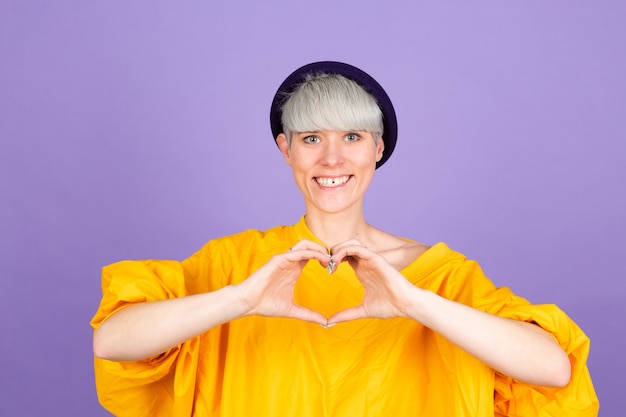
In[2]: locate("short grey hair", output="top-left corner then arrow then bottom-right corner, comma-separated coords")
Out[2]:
280,73 -> 383,144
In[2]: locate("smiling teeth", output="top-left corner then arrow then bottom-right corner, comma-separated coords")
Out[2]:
316,176 -> 350,187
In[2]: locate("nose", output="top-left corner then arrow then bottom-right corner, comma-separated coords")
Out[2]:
320,136 -> 344,166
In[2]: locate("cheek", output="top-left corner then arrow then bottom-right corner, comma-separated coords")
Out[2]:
288,156 -> 312,184
358,146 -> 381,165
289,150 -> 317,170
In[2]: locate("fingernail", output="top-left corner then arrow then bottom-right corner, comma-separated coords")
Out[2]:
319,323 -> 336,329
326,260 -> 336,274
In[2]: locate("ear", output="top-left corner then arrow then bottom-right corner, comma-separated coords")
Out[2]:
276,133 -> 292,166
375,136 -> 385,163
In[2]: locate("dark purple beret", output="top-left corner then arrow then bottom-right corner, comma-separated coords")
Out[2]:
270,61 -> 397,169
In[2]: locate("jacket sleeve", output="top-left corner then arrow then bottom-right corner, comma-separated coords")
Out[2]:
492,300 -> 599,417
449,259 -> 599,416
90,259 -> 200,417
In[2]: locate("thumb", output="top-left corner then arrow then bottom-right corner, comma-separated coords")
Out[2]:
286,304 -> 328,326
327,305 -> 367,325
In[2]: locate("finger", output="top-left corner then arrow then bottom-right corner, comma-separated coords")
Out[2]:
281,248 -> 333,266
330,244 -> 376,266
329,239 -> 368,255
289,239 -> 330,255
327,305 -> 368,325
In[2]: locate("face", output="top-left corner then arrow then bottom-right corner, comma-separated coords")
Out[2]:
277,130 -> 384,215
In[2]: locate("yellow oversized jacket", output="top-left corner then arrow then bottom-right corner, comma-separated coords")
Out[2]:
91,217 -> 598,416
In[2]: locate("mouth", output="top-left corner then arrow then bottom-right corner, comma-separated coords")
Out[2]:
314,175 -> 352,188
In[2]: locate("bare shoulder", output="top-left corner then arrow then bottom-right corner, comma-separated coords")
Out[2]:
369,228 -> 430,271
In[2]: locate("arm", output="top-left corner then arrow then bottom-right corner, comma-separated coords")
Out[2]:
93,240 -> 331,362
327,242 -> 572,388
406,289 -> 571,388
93,285 -> 247,361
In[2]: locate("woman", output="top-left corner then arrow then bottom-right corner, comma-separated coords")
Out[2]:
91,62 -> 598,416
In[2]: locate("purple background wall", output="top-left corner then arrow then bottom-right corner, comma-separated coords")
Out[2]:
1,1 -> 624,416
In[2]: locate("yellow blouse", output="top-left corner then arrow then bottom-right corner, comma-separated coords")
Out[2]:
91,217 -> 598,416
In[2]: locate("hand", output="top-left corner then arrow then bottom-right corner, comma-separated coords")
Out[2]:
327,240 -> 421,324
235,240 -> 332,325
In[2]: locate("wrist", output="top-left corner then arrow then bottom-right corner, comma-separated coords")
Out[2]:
401,287 -> 437,324
219,284 -> 255,320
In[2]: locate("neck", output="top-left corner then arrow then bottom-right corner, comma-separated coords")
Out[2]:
304,205 -> 372,249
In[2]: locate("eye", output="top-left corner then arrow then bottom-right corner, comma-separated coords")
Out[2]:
345,133 -> 360,142
303,135 -> 320,144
